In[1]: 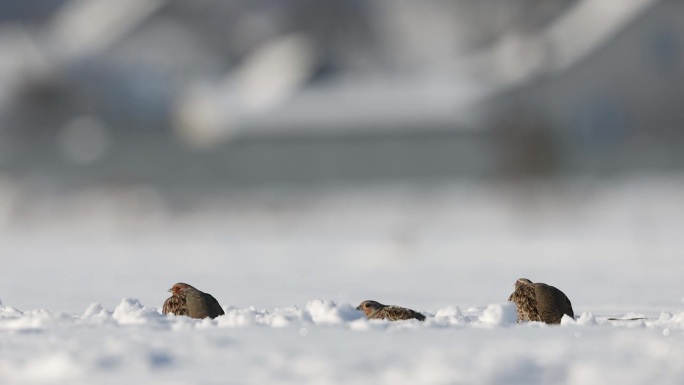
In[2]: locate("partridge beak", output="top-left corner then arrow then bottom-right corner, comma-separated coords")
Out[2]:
355,306 -> 361,311
168,288 -> 173,293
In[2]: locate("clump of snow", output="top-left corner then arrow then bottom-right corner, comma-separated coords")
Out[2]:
428,305 -> 468,327
576,312 -> 597,326
82,303 -> 113,321
0,304 -> 22,318
305,299 -> 363,325
267,305 -> 310,327
652,311 -> 684,329
478,303 -> 517,326
670,311 -> 684,325
217,306 -> 261,327
434,305 -> 463,318
112,298 -> 161,325
657,311 -> 673,322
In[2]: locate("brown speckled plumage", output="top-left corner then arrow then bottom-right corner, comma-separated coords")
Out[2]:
162,294 -> 188,317
356,300 -> 425,321
507,278 -> 574,324
162,282 -> 225,319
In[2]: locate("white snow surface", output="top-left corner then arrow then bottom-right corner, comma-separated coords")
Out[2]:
1,176 -> 684,384
0,299 -> 683,385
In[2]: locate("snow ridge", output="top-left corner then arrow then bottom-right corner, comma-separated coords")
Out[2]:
1,299 -> 684,385
2,298 -> 683,332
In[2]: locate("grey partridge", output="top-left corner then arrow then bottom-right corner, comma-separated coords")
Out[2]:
507,278 -> 574,324
162,282 -> 225,319
356,300 -> 425,321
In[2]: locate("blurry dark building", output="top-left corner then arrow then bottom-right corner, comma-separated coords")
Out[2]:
488,0 -> 684,176
1,0 -> 681,190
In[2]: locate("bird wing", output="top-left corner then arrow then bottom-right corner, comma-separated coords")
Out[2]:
564,296 -> 574,317
550,286 -> 574,319
384,306 -> 425,321
202,293 -> 225,317
534,283 -> 573,323
162,296 -> 187,316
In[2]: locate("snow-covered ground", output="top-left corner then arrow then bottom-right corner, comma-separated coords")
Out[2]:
1,298 -> 683,385
1,175 -> 683,384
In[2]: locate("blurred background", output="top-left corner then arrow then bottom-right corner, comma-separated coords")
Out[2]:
1,0 -> 683,314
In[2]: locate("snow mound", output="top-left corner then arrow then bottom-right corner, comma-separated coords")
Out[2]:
427,305 -> 468,327
653,311 -> 684,329
562,312 -> 597,326
217,306 -> 263,327
112,298 -> 162,325
82,303 -> 113,321
478,303 -> 517,326
260,305 -> 310,327
0,304 -> 22,318
434,305 -> 463,318
2,298 -> 683,332
306,299 -> 363,324
577,312 -> 597,325
670,311 -> 684,325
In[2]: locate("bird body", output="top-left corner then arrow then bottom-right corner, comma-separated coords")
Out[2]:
356,300 -> 425,321
162,282 -> 224,319
508,278 -> 573,324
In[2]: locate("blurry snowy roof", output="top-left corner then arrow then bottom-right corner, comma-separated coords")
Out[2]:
0,0 -> 667,148
455,0 -> 661,89
174,0 -> 663,146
